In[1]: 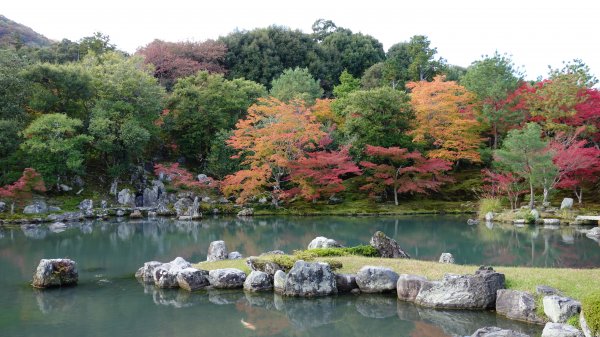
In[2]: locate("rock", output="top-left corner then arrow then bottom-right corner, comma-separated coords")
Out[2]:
59,184 -> 72,192
260,250 -> 285,256
135,261 -> 163,284
335,274 -> 358,293
207,240 -> 228,262
537,285 -> 562,296
496,289 -> 546,324
467,218 -> 479,225
201,196 -> 211,203
32,259 -> 78,288
100,200 -> 107,209
23,200 -> 48,214
485,212 -> 494,221
258,197 -> 267,204
117,189 -> 135,207
544,219 -> 562,225
415,266 -> 505,310
356,265 -> 400,293
169,256 -> 192,270
397,274 -> 431,302
148,211 -> 157,219
78,199 -> 93,211
586,227 -> 600,238
471,326 -> 531,337
154,267 -> 179,288
109,180 -> 118,196
143,187 -> 159,207
208,268 -> 246,289
218,197 -> 229,204
228,251 -> 242,260
543,295 -> 582,323
187,197 -> 201,219
129,209 -> 143,218
173,198 -> 192,217
531,209 -> 540,221
369,231 -> 410,258
283,260 -> 337,297
246,257 -> 283,275
116,209 -> 125,217
542,323 -> 584,337
328,195 -> 342,204
156,201 -> 172,216
561,198 -> 574,210
273,270 -> 286,294
439,252 -> 455,264
197,174 -> 208,182
176,268 -> 210,291
48,206 -> 62,212
307,236 -> 343,249
237,208 -> 254,217
0,201 -> 5,212
243,271 -> 273,292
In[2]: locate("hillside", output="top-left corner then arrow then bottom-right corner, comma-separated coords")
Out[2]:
0,14 -> 52,48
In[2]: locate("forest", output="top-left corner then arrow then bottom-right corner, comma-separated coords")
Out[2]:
1,18 -> 600,211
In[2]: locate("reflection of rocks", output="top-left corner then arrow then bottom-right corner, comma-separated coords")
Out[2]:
49,222 -> 68,233
244,292 -> 276,309
396,301 -> 422,321
276,296 -> 336,330
471,326 -> 530,337
21,224 -> 48,239
208,289 -> 245,305
417,306 -> 499,337
355,294 -> 397,319
117,223 -> 135,240
34,288 -> 76,314
152,288 -> 207,308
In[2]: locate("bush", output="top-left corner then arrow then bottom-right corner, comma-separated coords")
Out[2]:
298,245 -> 380,258
582,293 -> 600,335
478,197 -> 502,217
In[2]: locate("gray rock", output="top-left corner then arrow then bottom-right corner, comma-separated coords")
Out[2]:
274,270 -> 286,294
369,231 -> 410,258
485,212 -> 494,221
32,259 -> 78,288
237,208 -> 254,216
356,265 -> 400,293
415,266 -> 505,310
48,206 -> 62,212
246,256 -> 283,275
243,271 -> 273,292
587,227 -> 600,238
207,240 -> 228,262
78,199 -> 93,211
154,267 -> 179,288
116,209 -> 125,217
100,200 -> 107,209
218,197 -> 229,204
471,326 -> 531,337
328,195 -> 343,204
0,201 -> 5,212
109,180 -> 118,195
117,189 -> 135,207
176,268 -> 210,291
537,285 -> 562,296
543,295 -> 581,323
544,219 -> 562,225
307,236 -> 343,249
397,274 -> 430,302
143,187 -> 159,207
23,200 -> 48,214
439,252 -> 455,264
197,174 -> 208,182
542,323 -> 584,337
228,251 -> 242,260
561,198 -> 574,210
135,261 -> 163,284
59,184 -> 72,192
283,260 -> 337,297
208,268 -> 246,289
531,209 -> 540,221
258,197 -> 267,204
335,273 -> 358,293
169,257 -> 192,270
129,209 -> 143,218
496,289 -> 546,324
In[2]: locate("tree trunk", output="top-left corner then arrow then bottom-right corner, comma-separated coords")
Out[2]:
394,188 -> 398,206
575,187 -> 583,204
529,180 -> 535,209
10,202 -> 14,215
542,187 -> 549,205
493,124 -> 498,150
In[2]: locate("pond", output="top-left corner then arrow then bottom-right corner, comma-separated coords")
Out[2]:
1,215 -> 598,337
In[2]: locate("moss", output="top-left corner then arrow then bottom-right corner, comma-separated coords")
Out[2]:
567,315 -> 581,329
582,293 -> 600,335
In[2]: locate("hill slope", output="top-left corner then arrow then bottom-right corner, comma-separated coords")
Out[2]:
0,15 -> 52,48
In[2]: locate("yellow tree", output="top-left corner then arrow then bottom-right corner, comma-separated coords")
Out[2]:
407,75 -> 483,163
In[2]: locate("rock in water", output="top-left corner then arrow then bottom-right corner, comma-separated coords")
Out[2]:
396,274 -> 431,302
283,260 -> 337,297
560,198 -> 574,210
208,268 -> 246,289
32,259 -> 78,288
207,240 -> 228,262
543,295 -> 582,323
438,252 -> 455,264
355,266 -> 400,293
485,212 -> 494,221
336,274 -> 358,293
471,326 -> 531,337
415,266 -> 505,310
369,231 -> 410,258
307,236 -> 343,249
135,261 -> 163,284
541,323 -> 584,337
243,271 -> 273,292
496,289 -> 546,324
176,268 -> 210,291
237,208 -> 254,216
273,270 -> 286,294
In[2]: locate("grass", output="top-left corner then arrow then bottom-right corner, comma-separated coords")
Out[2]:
582,292 -> 600,335
478,197 -> 503,217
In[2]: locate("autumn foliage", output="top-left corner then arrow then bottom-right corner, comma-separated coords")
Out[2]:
0,168 -> 46,206
154,163 -> 217,190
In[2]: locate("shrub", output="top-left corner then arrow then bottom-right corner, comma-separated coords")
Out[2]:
582,293 -> 600,335
478,197 -> 502,217
299,245 -> 380,258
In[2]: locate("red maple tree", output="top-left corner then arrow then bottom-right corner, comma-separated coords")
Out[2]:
0,168 -> 46,210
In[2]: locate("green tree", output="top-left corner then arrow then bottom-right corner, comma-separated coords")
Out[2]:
270,67 -> 323,105
78,32 -> 116,57
20,113 -> 92,186
166,71 -> 266,164
206,129 -> 243,179
494,123 -> 554,209
311,19 -> 337,42
360,62 -> 386,89
333,69 -> 360,98
461,52 -> 523,148
383,35 -> 444,89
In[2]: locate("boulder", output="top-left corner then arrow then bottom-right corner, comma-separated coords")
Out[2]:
154,267 -> 179,288
59,184 -> 72,192
537,285 -> 562,296
542,323 -> 584,337
176,268 -> 210,291
397,274 -> 431,302
129,210 -> 143,218
273,270 -> 286,294
496,289 -> 546,324
143,187 -> 159,207
485,212 -> 494,221
415,266 -> 505,310
283,260 -> 337,297
356,265 -> 400,293
587,227 -> 600,238
471,326 -> 531,337
78,199 -> 93,211
531,209 -> 540,221
246,257 -> 283,275
23,200 -> 48,214
369,231 -> 410,258
544,219 -> 562,225
307,236 -> 343,249
208,268 -> 246,289
228,251 -> 243,260
32,259 -> 78,288
243,271 -> 273,292
116,209 -> 125,217
117,189 -> 135,207
258,197 -> 267,204
543,295 -> 581,323
207,240 -> 228,262
0,201 -> 6,213
438,252 -> 455,264
561,198 -> 574,210
174,198 -> 192,217
135,261 -> 163,284
335,273 -> 358,293
237,208 -> 254,217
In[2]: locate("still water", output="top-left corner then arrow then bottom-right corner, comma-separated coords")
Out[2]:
1,215 -> 598,337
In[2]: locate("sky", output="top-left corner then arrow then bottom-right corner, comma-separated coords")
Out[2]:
3,0 -> 599,81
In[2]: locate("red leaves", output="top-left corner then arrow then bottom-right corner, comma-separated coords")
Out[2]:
154,163 -> 217,191
0,168 -> 46,203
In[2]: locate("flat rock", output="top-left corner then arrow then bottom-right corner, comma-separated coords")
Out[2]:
207,240 -> 228,262
208,268 -> 246,289
537,285 -> 562,296
32,259 -> 78,288
176,268 -> 210,291
283,260 -> 337,297
496,289 -> 546,324
356,265 -> 399,293
369,231 -> 410,258
243,270 -> 273,292
471,326 -> 531,337
307,236 -> 342,249
543,295 -> 581,323
542,323 -> 584,337
397,274 -> 431,302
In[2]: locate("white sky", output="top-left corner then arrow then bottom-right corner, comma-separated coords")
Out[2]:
3,0 -> 599,81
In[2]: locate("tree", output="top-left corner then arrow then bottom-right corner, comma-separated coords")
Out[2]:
78,32 -> 116,57
288,148 -> 361,202
222,98 -> 327,205
408,76 -> 483,163
165,71 -> 266,163
360,62 -> 386,89
311,19 -> 337,42
461,52 -> 524,148
333,69 -> 360,98
494,123 -> 553,209
206,129 -> 243,180
481,169 -> 524,210
360,145 -> 452,205
270,67 -> 323,105
0,168 -> 46,210
20,113 -> 92,186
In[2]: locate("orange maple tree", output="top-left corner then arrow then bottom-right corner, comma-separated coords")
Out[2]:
407,75 -> 483,163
